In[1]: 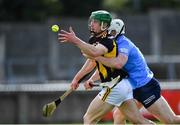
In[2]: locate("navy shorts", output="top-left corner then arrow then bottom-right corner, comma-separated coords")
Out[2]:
133,78 -> 161,108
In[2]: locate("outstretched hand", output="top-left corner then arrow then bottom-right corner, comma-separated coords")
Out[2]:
58,27 -> 78,44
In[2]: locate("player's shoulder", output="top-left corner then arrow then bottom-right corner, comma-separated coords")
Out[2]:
117,35 -> 133,46
88,35 -> 97,44
102,34 -> 114,43
101,36 -> 115,47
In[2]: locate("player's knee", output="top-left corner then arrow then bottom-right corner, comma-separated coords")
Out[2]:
113,109 -> 125,122
83,113 -> 95,124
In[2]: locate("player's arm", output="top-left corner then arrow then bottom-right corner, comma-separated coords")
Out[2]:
71,59 -> 96,90
84,69 -> 100,90
88,69 -> 100,82
95,53 -> 128,69
73,59 -> 96,81
76,41 -> 108,57
58,27 -> 108,57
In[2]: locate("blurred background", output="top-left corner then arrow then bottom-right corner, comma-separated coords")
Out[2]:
0,0 -> 180,124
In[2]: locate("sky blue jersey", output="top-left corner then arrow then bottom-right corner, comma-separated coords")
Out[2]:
116,35 -> 153,89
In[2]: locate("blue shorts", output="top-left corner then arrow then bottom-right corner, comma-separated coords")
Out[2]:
133,78 -> 161,108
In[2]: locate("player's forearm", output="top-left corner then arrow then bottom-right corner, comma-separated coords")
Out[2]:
74,68 -> 91,81
89,69 -> 100,82
73,59 -> 96,82
95,56 -> 124,69
73,37 -> 100,57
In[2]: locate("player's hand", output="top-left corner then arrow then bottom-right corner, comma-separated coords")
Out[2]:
71,79 -> 79,90
84,79 -> 94,90
58,27 -> 77,44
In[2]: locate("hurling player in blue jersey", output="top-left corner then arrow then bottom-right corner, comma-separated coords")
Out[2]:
93,18 -> 180,124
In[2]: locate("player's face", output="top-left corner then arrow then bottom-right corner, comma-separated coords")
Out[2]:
89,19 -> 101,33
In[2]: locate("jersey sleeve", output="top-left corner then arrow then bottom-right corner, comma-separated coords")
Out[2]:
100,38 -> 114,52
117,39 -> 131,56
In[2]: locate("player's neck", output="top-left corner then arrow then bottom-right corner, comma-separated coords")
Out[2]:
95,30 -> 107,38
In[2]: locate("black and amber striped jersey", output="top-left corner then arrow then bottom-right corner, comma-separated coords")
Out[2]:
88,32 -> 128,83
